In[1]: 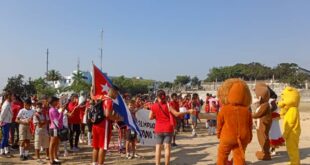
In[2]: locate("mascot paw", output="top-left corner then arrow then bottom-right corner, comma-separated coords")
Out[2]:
256,151 -> 271,160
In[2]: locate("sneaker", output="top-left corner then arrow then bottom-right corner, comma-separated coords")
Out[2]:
37,159 -> 45,164
21,155 -> 27,161
54,159 -> 61,163
64,150 -> 69,157
133,154 -> 141,158
5,154 -> 12,158
191,132 -> 197,137
126,153 -> 131,159
51,161 -> 61,165
271,151 -> 277,156
72,147 -> 79,152
171,143 -> 178,147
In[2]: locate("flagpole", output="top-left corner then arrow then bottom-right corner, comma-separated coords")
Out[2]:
92,61 -> 95,96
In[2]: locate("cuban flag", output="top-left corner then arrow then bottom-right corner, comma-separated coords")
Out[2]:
92,64 -> 141,136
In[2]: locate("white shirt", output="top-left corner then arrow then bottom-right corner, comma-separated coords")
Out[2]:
59,108 -> 68,128
17,108 -> 35,123
0,101 -> 12,123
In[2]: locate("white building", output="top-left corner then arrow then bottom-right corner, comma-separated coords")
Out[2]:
51,70 -> 92,89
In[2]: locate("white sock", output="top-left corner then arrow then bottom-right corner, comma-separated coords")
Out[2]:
25,150 -> 29,156
0,149 -> 4,154
20,146 -> 24,156
4,147 -> 9,154
88,132 -> 92,144
64,142 -> 68,152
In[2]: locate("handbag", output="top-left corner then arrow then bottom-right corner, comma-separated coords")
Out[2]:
158,103 -> 176,128
52,120 -> 69,142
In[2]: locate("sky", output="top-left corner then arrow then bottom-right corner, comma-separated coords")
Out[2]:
1,0 -> 310,90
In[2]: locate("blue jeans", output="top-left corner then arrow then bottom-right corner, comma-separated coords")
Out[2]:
0,123 -> 10,149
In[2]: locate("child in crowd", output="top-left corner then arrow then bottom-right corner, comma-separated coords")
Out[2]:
179,99 -> 187,132
191,93 -> 200,137
85,98 -> 93,146
59,95 -> 70,157
16,98 -> 35,161
207,101 -> 218,135
126,100 -> 140,159
33,102 -> 50,163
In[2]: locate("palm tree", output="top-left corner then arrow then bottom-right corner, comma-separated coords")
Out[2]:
70,70 -> 90,93
46,70 -> 62,82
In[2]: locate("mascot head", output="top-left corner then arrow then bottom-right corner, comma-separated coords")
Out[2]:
254,82 -> 270,104
278,86 -> 300,116
218,78 -> 252,107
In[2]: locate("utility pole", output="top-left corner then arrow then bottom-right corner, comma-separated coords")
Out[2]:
46,48 -> 49,77
77,57 -> 80,72
100,28 -> 103,71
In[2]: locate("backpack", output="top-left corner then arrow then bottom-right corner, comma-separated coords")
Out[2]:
88,100 -> 105,124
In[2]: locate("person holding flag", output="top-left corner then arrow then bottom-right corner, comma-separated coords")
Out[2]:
91,64 -> 140,165
91,85 -> 123,165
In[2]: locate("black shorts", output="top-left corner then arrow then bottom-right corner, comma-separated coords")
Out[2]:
126,129 -> 137,142
49,129 -> 58,137
117,121 -> 127,129
155,133 -> 173,145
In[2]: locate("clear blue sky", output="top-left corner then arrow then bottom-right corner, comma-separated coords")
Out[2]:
1,0 -> 310,90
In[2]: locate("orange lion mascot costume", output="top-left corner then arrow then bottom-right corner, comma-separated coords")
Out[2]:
217,78 -> 253,165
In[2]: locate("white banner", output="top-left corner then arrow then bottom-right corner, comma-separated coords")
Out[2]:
136,109 -> 156,146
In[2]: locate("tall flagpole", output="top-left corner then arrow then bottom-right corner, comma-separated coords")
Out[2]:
92,61 -> 95,96
46,48 -> 49,77
100,29 -> 103,71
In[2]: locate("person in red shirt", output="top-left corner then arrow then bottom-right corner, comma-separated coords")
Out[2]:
208,100 -> 219,135
190,93 -> 201,137
10,94 -> 23,149
204,93 -> 211,113
91,85 -> 123,165
67,94 -> 82,151
149,90 -> 193,165
169,93 -> 180,147
184,94 -> 191,127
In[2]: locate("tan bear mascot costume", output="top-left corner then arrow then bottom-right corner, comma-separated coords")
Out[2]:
217,78 -> 253,165
252,82 -> 272,160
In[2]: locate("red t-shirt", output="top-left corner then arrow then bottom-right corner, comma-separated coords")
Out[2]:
11,101 -> 23,122
205,97 -> 210,113
184,100 -> 191,110
151,102 -> 173,133
68,102 -> 81,124
169,101 -> 180,112
79,103 -> 87,121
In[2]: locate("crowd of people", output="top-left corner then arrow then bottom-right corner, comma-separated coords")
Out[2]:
0,83 -> 287,165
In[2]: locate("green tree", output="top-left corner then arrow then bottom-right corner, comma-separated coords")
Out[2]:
33,77 -> 57,98
159,81 -> 173,89
111,76 -> 153,95
4,74 -> 25,95
206,62 -> 273,82
70,71 -> 91,93
174,75 -> 191,86
4,74 -> 36,98
191,76 -> 200,87
46,70 -> 62,82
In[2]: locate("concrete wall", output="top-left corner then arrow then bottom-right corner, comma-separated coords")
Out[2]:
185,81 -> 310,102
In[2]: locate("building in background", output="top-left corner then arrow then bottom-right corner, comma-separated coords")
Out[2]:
51,70 -> 92,89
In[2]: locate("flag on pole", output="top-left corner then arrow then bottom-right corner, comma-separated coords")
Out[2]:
92,64 -> 141,135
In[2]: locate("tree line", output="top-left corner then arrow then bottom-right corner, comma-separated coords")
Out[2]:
206,63 -> 310,88
2,62 -> 309,98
